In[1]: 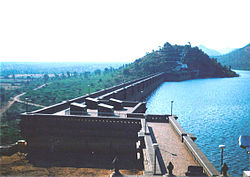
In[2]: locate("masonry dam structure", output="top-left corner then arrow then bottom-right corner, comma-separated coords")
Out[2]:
20,72 -> 221,176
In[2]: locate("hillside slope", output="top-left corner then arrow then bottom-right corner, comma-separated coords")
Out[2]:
216,44 -> 250,70
198,45 -> 221,56
124,42 -> 238,79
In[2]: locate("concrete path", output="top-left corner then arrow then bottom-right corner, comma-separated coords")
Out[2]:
148,122 -> 197,176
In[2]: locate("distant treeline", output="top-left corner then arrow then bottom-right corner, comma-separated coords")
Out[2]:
0,62 -> 128,77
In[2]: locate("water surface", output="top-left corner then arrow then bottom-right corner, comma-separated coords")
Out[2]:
146,70 -> 250,177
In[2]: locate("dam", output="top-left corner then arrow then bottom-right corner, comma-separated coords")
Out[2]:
19,72 -> 222,176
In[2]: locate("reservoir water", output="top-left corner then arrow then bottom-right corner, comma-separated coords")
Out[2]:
146,70 -> 250,177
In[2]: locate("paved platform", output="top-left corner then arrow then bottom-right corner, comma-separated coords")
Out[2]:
148,122 -> 197,176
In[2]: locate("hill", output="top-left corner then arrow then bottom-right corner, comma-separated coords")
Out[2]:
198,45 -> 221,56
216,44 -> 250,70
124,42 -> 238,79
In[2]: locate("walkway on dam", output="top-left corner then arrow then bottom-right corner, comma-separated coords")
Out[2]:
148,122 -> 197,176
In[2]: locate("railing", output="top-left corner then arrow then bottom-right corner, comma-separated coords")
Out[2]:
168,116 -> 220,176
183,136 -> 220,176
168,115 -> 187,139
146,114 -> 169,122
127,113 -> 145,118
20,113 -> 142,127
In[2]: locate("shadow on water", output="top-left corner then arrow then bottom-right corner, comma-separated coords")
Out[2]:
26,151 -> 143,170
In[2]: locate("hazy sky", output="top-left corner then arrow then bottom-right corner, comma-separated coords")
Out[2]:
0,0 -> 249,62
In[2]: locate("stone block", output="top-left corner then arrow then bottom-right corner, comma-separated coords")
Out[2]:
85,97 -> 99,109
185,166 -> 206,176
70,102 -> 87,115
98,103 -> 114,116
109,98 -> 123,110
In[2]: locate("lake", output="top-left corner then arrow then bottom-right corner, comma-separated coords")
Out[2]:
146,70 -> 250,177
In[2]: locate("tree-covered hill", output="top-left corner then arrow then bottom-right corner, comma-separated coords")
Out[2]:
123,42 -> 238,79
216,43 -> 250,70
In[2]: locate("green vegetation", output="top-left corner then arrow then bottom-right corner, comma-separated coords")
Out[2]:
123,42 -> 238,78
22,69 -> 130,106
216,43 -> 250,70
0,78 -> 45,108
1,67 -> 130,145
0,62 -> 126,76
0,42 -> 238,145
1,102 -> 40,145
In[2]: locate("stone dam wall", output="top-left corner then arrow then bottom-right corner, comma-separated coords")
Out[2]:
32,72 -> 165,114
22,72 -> 220,176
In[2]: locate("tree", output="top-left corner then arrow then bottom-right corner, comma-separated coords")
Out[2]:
44,74 -> 49,83
54,73 -> 59,79
123,68 -> 130,75
94,69 -> 101,75
84,71 -> 90,79
67,71 -> 71,78
114,78 -> 120,84
73,71 -> 78,77
12,74 -> 15,80
26,76 -> 31,85
62,73 -> 66,79
0,88 -> 6,106
110,67 -> 114,72
104,67 -> 109,74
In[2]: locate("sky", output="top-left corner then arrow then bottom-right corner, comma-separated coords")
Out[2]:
0,0 -> 249,63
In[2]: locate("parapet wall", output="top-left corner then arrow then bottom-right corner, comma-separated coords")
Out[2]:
20,113 -> 142,137
20,113 -> 142,154
168,116 -> 220,176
